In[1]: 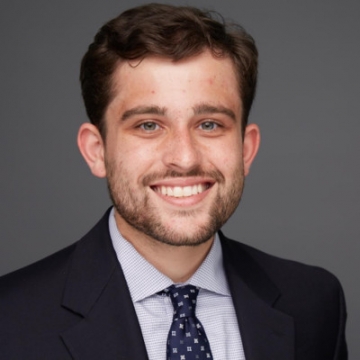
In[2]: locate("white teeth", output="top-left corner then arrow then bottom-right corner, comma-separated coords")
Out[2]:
173,186 -> 183,197
183,186 -> 192,196
155,184 -> 208,198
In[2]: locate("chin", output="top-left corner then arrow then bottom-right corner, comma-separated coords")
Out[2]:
142,216 -> 220,247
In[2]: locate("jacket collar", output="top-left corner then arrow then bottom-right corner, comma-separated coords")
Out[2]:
60,209 -> 149,359
220,231 -> 295,360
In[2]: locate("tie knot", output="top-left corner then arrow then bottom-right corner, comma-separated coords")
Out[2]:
164,285 -> 199,318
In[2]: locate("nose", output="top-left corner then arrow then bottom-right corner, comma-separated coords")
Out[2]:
161,128 -> 201,172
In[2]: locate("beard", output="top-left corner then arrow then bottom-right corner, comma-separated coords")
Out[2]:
106,160 -> 244,247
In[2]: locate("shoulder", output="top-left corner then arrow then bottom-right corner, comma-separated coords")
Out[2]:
221,234 -> 343,293
0,207 -> 113,310
220,233 -> 346,326
0,209 -> 112,301
0,243 -> 76,322
221,234 -> 347,359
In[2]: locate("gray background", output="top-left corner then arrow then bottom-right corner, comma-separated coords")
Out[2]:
1,0 -> 359,357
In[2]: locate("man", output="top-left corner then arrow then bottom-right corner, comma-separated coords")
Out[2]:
0,3 -> 347,360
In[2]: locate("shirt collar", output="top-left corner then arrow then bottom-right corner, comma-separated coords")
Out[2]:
108,207 -> 231,302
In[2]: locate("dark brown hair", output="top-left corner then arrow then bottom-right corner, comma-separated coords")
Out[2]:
80,3 -> 258,137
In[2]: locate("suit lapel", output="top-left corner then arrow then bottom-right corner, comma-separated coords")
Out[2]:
60,210 -> 148,360
221,233 -> 295,360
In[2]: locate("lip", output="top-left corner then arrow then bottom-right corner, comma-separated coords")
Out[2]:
149,178 -> 215,207
149,177 -> 215,187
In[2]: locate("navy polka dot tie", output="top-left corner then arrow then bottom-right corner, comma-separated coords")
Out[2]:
163,285 -> 213,360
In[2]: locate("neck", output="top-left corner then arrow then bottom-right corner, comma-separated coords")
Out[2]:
114,213 -> 214,283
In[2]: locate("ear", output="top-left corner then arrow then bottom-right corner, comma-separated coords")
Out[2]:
242,123 -> 260,176
77,123 -> 106,178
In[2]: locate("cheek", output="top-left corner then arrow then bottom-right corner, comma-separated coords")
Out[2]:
110,137 -> 162,177
207,139 -> 243,172
108,133 -> 147,159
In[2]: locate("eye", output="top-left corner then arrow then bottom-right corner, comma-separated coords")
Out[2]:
139,122 -> 160,131
199,121 -> 218,131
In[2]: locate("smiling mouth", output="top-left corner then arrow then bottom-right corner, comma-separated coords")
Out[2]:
151,183 -> 212,198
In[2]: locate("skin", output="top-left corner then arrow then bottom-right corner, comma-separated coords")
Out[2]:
78,50 -> 260,282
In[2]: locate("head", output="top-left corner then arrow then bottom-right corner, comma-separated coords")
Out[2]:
80,3 -> 258,139
78,4 -> 260,248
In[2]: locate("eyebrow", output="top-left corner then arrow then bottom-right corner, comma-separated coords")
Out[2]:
193,103 -> 237,122
121,105 -> 167,121
120,103 -> 237,122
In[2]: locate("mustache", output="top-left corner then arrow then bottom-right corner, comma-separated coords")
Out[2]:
142,167 -> 225,185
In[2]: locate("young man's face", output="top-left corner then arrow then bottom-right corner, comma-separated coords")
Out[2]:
79,50 -> 259,246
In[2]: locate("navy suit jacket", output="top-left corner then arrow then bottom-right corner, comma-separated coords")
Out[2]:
0,209 -> 347,359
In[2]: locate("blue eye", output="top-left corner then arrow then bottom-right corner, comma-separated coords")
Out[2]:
140,122 -> 159,131
200,121 -> 218,131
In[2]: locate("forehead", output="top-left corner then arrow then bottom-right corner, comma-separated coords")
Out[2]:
106,51 -> 241,117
